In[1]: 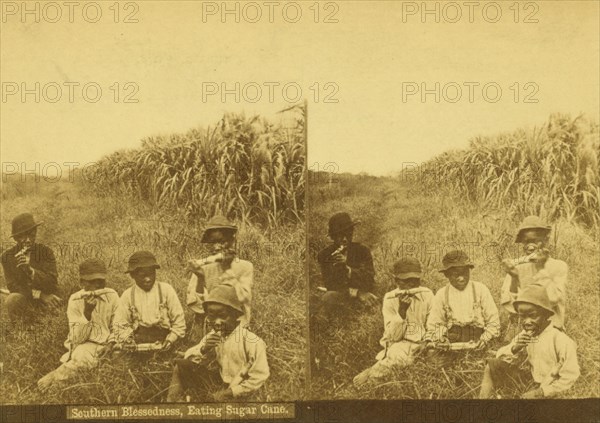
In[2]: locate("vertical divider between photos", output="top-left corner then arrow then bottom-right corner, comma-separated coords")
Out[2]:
303,98 -> 312,399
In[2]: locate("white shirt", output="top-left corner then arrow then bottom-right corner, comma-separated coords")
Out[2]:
185,326 -> 269,397
113,282 -> 186,344
497,324 -> 580,397
66,288 -> 119,348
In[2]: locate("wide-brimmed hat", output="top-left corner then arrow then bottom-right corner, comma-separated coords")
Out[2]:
200,215 -> 237,243
328,212 -> 361,237
513,283 -> 554,315
11,213 -> 42,238
202,283 -> 244,314
79,258 -> 107,281
439,250 -> 475,272
125,251 -> 160,273
392,257 -> 422,279
515,215 -> 551,243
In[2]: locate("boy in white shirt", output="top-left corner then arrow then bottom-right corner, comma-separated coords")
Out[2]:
167,283 -> 269,402
500,216 -> 567,335
112,251 -> 186,352
186,215 -> 253,339
38,258 -> 119,390
354,257 -> 433,386
480,281 -> 580,398
424,250 -> 500,366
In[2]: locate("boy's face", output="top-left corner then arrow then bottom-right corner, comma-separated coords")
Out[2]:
81,278 -> 105,292
206,230 -> 234,254
130,267 -> 156,292
395,277 -> 420,290
205,303 -> 240,334
331,229 -> 353,248
516,302 -> 552,335
520,229 -> 548,254
443,266 -> 470,291
14,228 -> 37,249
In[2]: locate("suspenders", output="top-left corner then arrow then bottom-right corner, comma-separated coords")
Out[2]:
130,282 -> 164,317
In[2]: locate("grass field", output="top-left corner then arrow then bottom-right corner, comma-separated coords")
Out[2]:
0,113 -> 306,404
308,117 -> 600,400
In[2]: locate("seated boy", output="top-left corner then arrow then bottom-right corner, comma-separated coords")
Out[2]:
167,283 -> 269,401
38,258 -> 119,390
424,250 -> 500,366
186,215 -> 253,336
112,251 -> 185,352
479,282 -> 580,399
500,216 -> 567,333
353,257 -> 433,386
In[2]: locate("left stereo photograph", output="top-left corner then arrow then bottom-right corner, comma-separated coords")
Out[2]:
0,19 -> 308,407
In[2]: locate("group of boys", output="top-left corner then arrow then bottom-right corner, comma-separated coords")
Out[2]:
317,212 -> 580,399
1,213 -> 269,402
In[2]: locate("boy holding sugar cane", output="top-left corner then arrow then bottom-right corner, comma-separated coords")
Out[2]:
353,257 -> 433,386
186,215 -> 254,338
167,283 -> 269,402
479,281 -> 580,399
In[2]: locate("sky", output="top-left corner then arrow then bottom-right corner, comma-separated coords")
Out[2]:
1,1 -> 599,176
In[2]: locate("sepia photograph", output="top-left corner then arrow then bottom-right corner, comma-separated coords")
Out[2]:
1,2 -> 307,413
308,0 -> 599,406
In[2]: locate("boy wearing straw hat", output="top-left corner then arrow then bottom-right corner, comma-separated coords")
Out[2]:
500,216 -> 567,332
1,212 -> 60,320
37,258 -> 119,390
186,215 -> 253,337
424,250 -> 500,365
112,251 -> 186,352
479,281 -> 580,399
316,212 -> 377,311
353,257 -> 434,386
167,283 -> 269,402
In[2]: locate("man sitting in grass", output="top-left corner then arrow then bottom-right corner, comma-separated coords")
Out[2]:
37,258 -> 119,390
500,216 -> 567,333
353,257 -> 433,387
167,283 -> 269,402
112,251 -> 186,352
424,250 -> 500,366
2,212 -> 61,321
186,215 -> 253,338
316,212 -> 377,315
479,282 -> 580,399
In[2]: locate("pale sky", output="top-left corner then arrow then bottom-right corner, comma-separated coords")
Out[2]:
1,1 -> 598,175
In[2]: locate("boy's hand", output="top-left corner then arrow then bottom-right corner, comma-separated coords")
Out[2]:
40,293 -> 62,308
200,332 -> 222,354
212,388 -> 234,401
474,338 -> 488,350
521,387 -> 544,399
98,342 -> 115,358
83,301 -> 96,320
357,291 -> 378,307
501,259 -> 519,277
122,338 -> 137,352
331,251 -> 347,265
511,331 -> 534,354
397,294 -> 412,318
162,340 -> 173,351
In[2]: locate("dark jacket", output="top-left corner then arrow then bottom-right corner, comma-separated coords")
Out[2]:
1,243 -> 58,298
317,242 -> 375,293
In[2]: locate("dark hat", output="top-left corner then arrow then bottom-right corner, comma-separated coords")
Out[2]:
200,215 -> 237,243
515,216 -> 551,243
11,213 -> 42,238
79,258 -> 107,280
513,283 -> 554,315
203,283 -> 244,314
439,250 -> 475,272
125,251 -> 160,273
392,257 -> 422,279
328,212 -> 361,236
